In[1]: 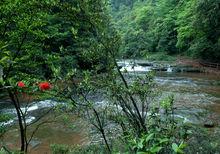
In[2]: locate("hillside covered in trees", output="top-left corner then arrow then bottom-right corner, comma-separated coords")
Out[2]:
1,0 -> 220,154
110,0 -> 220,62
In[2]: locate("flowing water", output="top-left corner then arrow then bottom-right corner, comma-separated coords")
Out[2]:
1,61 -> 220,153
0,101 -> 88,153
155,72 -> 220,124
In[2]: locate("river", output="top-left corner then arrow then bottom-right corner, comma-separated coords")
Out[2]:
1,61 -> 220,153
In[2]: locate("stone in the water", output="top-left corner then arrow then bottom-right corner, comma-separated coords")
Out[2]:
204,120 -> 215,128
29,139 -> 41,149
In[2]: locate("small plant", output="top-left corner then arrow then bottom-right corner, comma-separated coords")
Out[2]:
0,148 -> 6,154
172,141 -> 186,154
50,144 -> 70,154
130,133 -> 168,154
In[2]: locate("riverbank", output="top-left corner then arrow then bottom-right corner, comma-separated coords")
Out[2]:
176,57 -> 220,75
146,52 -> 220,74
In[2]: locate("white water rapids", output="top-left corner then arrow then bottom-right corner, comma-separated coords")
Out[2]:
0,100 -> 63,126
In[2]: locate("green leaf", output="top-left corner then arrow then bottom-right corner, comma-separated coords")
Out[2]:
138,139 -> 144,149
159,138 -> 169,144
179,141 -> 187,149
150,146 -> 163,153
172,143 -> 178,153
172,142 -> 185,154
145,133 -> 154,142
137,152 -> 148,154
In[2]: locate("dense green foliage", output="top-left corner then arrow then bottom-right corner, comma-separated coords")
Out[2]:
110,0 -> 220,61
0,0 -> 111,85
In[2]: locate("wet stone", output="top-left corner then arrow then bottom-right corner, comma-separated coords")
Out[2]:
29,139 -> 41,149
204,120 -> 215,128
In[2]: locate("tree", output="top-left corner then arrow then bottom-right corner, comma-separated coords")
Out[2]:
0,1 -> 63,152
189,0 -> 220,61
0,0 -> 115,152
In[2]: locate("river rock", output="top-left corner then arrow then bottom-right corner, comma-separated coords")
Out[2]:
137,62 -> 154,67
152,67 -> 167,71
29,139 -> 41,149
174,66 -> 203,73
204,120 -> 215,128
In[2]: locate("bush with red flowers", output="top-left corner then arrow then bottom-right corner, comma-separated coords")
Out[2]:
38,82 -> 51,91
17,81 -> 52,92
17,81 -> 25,88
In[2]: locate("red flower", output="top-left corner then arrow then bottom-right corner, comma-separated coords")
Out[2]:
17,81 -> 25,88
39,82 -> 51,91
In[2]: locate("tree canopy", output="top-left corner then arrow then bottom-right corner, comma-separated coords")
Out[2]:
110,0 -> 220,61
0,0 -> 113,86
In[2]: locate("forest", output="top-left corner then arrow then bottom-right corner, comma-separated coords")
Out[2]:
0,0 -> 220,154
111,0 -> 220,61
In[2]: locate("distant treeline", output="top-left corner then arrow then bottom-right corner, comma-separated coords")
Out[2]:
110,0 -> 220,62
